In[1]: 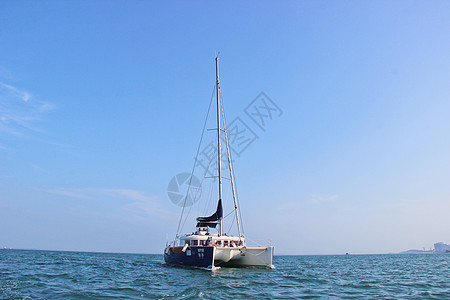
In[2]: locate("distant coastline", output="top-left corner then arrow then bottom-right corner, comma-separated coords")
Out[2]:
4,244 -> 450,255
400,242 -> 450,254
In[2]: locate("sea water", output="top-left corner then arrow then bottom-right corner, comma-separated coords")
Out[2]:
1,249 -> 449,299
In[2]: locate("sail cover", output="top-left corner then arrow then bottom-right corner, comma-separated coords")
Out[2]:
196,222 -> 218,228
196,199 -> 223,222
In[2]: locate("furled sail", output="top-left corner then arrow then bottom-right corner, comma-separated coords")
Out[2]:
196,199 -> 223,228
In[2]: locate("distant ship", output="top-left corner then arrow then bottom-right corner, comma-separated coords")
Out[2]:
163,57 -> 274,269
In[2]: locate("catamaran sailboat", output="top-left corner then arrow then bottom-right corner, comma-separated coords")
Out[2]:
164,57 -> 274,269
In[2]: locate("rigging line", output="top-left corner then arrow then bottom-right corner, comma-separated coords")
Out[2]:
181,79 -> 224,232
231,158 -> 245,235
179,84 -> 216,234
182,169 -> 208,230
182,86 -> 219,227
220,91 -> 244,235
197,158 -> 212,216
244,235 -> 265,247
227,119 -> 244,235
219,90 -> 243,237
179,85 -> 215,235
223,209 -> 235,219
176,84 -> 215,237
227,209 -> 236,233
180,97 -> 216,233
205,184 -> 214,215
182,173 -> 209,231
223,181 -> 236,234
199,178 -> 214,217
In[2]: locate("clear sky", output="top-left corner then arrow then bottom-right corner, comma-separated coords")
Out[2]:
1,1 -> 449,255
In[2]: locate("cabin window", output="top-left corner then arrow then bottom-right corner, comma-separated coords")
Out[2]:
224,241 -> 229,246
198,252 -> 204,259
191,240 -> 198,246
186,250 -> 191,256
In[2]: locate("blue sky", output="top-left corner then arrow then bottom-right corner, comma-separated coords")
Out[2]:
1,1 -> 449,255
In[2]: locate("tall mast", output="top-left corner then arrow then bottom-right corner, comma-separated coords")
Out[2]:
215,57 -> 223,236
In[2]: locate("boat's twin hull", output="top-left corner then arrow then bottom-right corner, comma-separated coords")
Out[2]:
215,246 -> 274,268
164,246 -> 273,269
164,246 -> 215,268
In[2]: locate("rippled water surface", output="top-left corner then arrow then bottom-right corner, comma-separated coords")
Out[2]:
1,250 -> 449,299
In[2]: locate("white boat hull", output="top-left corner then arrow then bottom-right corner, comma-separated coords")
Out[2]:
214,246 -> 274,268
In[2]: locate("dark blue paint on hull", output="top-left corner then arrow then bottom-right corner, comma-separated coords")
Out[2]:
164,246 -> 215,268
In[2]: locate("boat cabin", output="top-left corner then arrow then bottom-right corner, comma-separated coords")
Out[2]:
177,233 -> 245,248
